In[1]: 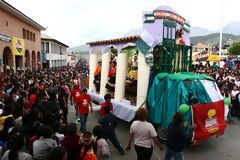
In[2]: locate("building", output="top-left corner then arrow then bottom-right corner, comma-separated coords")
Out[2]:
41,33 -> 69,68
193,43 -> 207,52
0,0 -> 45,73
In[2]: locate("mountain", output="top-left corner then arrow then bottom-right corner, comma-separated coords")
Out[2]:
190,33 -> 240,45
190,27 -> 214,37
67,44 -> 90,54
223,22 -> 240,35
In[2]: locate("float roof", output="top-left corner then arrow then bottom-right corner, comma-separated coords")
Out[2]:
87,35 -> 140,45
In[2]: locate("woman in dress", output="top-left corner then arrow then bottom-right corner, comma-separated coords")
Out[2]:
105,60 -> 117,96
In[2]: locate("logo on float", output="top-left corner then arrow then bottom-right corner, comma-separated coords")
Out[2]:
205,109 -> 219,133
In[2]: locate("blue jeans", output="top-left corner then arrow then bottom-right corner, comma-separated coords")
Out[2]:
79,114 -> 88,132
164,148 -> 184,160
228,107 -> 234,122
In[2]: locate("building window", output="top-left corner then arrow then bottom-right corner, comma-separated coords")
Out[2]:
46,42 -> 49,53
4,20 -> 8,26
33,33 -> 35,41
26,30 -> 29,40
30,32 -> 32,41
23,28 -> 26,39
60,47 -> 62,54
41,42 -> 44,52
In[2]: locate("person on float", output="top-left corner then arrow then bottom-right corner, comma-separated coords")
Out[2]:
70,83 -> 82,121
77,88 -> 93,133
126,62 -> 138,103
175,26 -> 185,45
94,60 -> 102,92
105,60 -> 117,97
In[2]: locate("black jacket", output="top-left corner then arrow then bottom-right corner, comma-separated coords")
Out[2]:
166,122 -> 193,152
98,113 -> 118,135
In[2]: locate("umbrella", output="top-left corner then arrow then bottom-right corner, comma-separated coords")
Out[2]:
206,54 -> 220,61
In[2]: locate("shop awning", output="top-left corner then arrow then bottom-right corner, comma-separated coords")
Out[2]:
192,52 -> 220,62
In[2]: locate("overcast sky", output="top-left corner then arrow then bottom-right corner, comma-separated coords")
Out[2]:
5,0 -> 240,47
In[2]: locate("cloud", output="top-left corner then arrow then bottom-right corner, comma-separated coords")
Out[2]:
5,0 -> 240,47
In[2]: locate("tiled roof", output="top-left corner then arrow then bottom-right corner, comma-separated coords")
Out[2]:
197,43 -> 207,49
87,35 -> 140,45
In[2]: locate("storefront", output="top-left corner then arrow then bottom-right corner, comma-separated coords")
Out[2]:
0,1 -> 45,72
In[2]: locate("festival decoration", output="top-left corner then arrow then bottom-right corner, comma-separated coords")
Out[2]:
224,98 -> 231,105
179,104 -> 190,113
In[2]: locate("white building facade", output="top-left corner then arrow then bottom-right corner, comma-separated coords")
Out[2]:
41,33 -> 69,68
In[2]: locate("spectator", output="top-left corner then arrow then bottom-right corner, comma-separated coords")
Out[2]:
70,83 -> 82,121
33,125 -> 57,160
58,82 -> 67,122
98,105 -> 124,155
164,112 -> 196,160
126,108 -> 164,160
78,88 -> 93,133
79,131 -> 97,160
49,146 -> 67,160
1,132 -> 32,160
62,123 -> 81,160
100,94 -> 113,117
93,125 -> 110,160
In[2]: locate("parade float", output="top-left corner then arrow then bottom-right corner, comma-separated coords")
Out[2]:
87,5 -> 226,145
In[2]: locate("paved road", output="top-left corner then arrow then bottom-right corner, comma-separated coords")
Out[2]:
67,103 -> 240,160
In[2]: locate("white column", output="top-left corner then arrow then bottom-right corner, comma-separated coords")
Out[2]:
137,52 -> 150,107
114,53 -> 127,101
100,53 -> 111,95
89,54 -> 98,91
49,42 -> 52,54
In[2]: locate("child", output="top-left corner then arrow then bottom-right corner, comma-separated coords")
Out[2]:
100,94 -> 113,117
93,125 -> 110,160
33,125 -> 57,160
1,132 -> 32,160
79,131 -> 97,160
62,123 -> 81,160
49,146 -> 67,160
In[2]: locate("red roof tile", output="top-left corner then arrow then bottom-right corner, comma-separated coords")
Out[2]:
87,35 -> 140,45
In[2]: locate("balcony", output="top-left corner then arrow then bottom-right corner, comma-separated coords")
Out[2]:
153,43 -> 192,73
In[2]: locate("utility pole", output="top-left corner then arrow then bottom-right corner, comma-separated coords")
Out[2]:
219,0 -> 224,57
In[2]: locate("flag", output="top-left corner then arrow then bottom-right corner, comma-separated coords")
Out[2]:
12,36 -> 25,56
136,29 -> 156,55
191,100 -> 226,146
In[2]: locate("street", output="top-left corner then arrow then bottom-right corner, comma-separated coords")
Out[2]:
68,103 -> 240,160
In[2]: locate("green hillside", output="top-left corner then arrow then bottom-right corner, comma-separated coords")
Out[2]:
190,33 -> 240,45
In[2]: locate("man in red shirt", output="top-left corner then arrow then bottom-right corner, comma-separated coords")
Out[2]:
100,94 -> 113,117
78,88 -> 93,133
70,83 -> 82,120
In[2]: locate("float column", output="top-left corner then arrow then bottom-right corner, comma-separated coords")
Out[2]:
137,52 -> 150,107
89,53 -> 98,91
100,53 -> 111,95
114,53 -> 127,101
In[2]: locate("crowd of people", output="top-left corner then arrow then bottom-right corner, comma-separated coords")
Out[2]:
1,56 -> 239,160
0,65 -> 105,160
192,59 -> 240,124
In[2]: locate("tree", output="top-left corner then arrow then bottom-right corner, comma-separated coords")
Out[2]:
228,41 -> 240,55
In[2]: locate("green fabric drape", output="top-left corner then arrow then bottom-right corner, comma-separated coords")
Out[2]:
148,76 -> 212,132
157,72 -> 214,81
